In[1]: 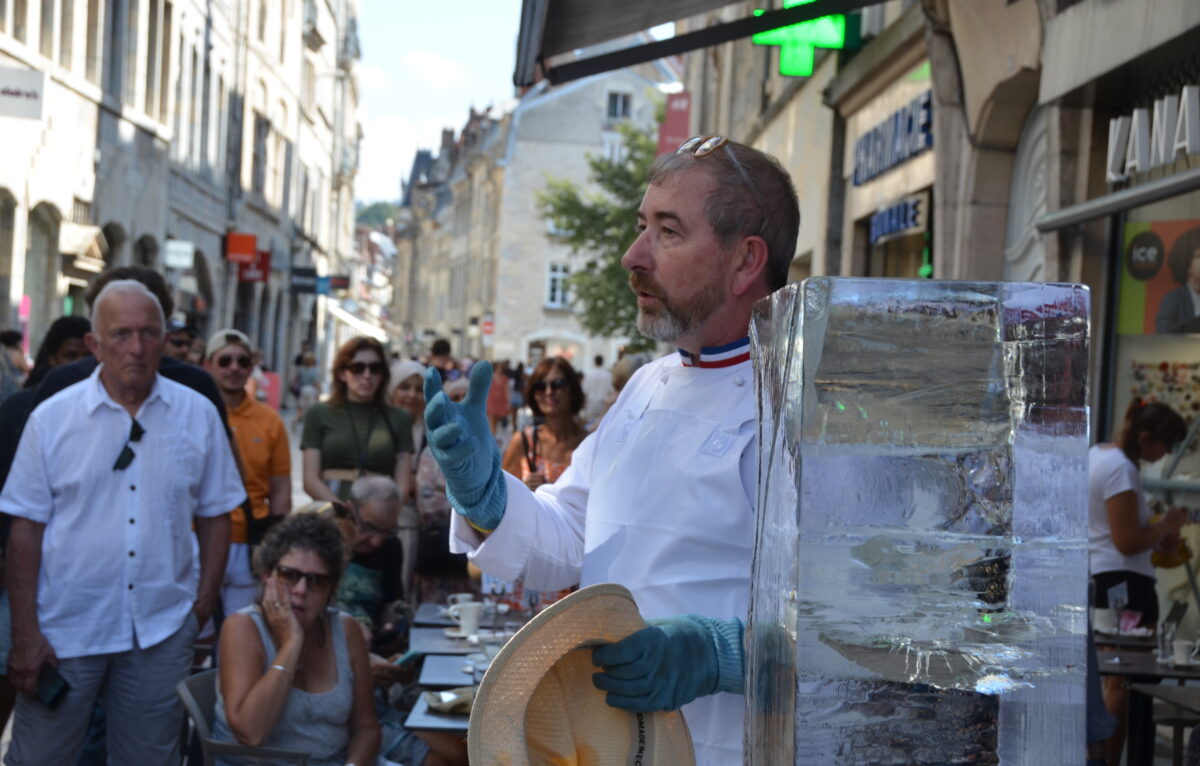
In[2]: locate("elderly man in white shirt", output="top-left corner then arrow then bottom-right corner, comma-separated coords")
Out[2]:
1,280 -> 245,766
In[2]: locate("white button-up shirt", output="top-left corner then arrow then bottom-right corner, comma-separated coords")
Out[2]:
0,365 -> 245,658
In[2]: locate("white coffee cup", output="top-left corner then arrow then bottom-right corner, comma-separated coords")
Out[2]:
447,593 -> 476,607
1173,639 -> 1197,664
449,601 -> 482,636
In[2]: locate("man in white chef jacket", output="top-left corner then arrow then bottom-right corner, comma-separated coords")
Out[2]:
424,136 -> 800,764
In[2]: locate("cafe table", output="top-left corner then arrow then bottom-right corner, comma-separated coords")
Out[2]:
408,626 -> 478,655
413,602 -> 458,628
420,653 -> 479,689
1097,649 -> 1200,764
404,693 -> 470,733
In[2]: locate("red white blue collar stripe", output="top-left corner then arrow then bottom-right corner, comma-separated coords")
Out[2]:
678,337 -> 751,368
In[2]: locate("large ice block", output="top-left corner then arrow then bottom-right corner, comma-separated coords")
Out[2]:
746,279 -> 1088,764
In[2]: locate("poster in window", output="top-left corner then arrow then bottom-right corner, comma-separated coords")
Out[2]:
1120,220 -> 1200,334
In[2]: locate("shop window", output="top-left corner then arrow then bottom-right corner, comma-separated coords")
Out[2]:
13,0 -> 27,42
123,0 -> 139,105
1111,191 -> 1200,438
546,262 -> 570,309
0,191 -> 14,325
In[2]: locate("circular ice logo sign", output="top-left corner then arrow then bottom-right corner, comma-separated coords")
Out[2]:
1126,231 -> 1164,281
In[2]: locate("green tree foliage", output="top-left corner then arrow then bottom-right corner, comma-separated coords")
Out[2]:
355,201 -> 400,227
537,121 -> 658,352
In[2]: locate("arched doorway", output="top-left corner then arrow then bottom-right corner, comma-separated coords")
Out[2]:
0,189 -> 15,327
23,202 -> 61,351
1003,106 -> 1050,282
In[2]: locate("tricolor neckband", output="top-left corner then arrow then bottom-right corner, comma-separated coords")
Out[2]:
678,337 -> 751,368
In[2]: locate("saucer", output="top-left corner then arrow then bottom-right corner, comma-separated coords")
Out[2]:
1172,658 -> 1200,668
443,627 -> 473,639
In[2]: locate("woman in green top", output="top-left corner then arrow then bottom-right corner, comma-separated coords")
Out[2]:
302,337 -> 414,503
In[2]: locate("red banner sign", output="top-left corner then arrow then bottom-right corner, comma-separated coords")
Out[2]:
657,92 -> 692,157
226,232 -> 257,264
238,250 -> 271,282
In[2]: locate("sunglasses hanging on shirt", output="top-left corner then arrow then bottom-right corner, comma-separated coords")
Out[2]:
113,419 -> 145,471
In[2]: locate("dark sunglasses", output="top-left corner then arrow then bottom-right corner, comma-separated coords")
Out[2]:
345,361 -> 386,376
166,337 -> 191,348
275,564 -> 334,593
216,354 -> 252,369
531,377 -> 569,394
113,419 -> 145,471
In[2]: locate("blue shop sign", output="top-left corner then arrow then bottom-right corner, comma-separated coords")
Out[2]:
853,90 -> 933,186
869,193 -> 928,246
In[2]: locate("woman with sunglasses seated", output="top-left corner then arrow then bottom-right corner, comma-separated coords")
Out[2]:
302,336 -> 414,504
501,356 -> 588,491
213,511 -> 396,766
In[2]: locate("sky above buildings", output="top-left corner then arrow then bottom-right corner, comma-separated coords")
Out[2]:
355,0 -> 522,204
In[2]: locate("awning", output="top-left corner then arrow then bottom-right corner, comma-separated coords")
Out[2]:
59,223 -> 107,273
326,302 -> 389,342
515,0 -> 881,86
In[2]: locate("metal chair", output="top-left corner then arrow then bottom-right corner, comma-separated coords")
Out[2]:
176,669 -> 310,766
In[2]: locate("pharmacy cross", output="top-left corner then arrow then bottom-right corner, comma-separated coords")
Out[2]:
752,0 -> 848,78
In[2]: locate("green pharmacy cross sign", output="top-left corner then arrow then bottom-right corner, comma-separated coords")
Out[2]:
752,0 -> 847,78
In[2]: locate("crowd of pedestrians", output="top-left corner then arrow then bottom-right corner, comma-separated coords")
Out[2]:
0,262 -> 640,764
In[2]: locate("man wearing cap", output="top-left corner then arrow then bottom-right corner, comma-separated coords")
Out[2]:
204,329 -> 292,615
163,319 -> 195,361
1,280 -> 245,765
424,136 -> 799,763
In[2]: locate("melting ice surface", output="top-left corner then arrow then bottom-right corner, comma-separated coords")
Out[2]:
746,279 -> 1088,765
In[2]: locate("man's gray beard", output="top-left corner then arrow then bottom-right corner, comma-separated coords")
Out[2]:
635,280 -> 724,343
636,308 -> 689,342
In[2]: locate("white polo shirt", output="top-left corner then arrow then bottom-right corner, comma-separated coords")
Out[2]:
0,365 -> 246,658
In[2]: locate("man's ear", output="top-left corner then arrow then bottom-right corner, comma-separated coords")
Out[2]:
84,332 -> 99,357
730,235 -> 770,297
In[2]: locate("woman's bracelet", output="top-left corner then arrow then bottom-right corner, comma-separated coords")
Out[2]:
270,664 -> 292,674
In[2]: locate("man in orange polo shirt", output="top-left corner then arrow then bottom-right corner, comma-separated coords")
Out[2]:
204,329 -> 292,614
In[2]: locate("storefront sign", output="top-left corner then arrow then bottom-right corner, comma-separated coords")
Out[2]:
164,240 -> 195,269
238,250 -> 271,282
225,232 -> 257,264
0,66 -> 45,120
329,274 -> 350,290
1107,85 -> 1200,182
853,90 -> 933,186
656,92 -> 692,156
869,194 -> 927,246
290,267 -> 318,293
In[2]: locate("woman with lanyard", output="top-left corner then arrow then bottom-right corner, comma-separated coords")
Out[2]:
302,337 -> 414,504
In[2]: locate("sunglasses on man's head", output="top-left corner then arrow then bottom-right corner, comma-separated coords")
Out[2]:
275,564 -> 334,593
216,354 -> 252,369
345,361 -> 386,376
531,377 -> 569,394
113,419 -> 145,471
675,134 -> 766,212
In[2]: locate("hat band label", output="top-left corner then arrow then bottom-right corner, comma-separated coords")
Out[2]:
627,712 -> 653,765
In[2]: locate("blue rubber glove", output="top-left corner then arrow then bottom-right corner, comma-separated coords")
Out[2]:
591,615 -> 745,712
423,362 -> 506,531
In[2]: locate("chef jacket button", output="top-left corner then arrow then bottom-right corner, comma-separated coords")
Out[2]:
733,375 -> 746,387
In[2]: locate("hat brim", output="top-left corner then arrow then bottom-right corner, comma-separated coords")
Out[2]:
468,583 -> 695,765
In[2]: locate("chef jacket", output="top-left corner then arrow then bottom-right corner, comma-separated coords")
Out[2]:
452,342 -> 758,765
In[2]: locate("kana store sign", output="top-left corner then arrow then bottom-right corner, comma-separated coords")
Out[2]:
1107,85 -> 1200,183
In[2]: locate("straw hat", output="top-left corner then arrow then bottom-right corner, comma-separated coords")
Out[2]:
468,583 -> 696,765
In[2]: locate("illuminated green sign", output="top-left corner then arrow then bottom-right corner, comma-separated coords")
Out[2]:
752,0 -> 847,78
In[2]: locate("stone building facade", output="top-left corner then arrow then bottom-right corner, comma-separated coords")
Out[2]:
394,65 -> 676,366
0,0 -> 362,380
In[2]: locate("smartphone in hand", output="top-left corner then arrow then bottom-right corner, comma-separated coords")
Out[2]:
36,663 -> 69,709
